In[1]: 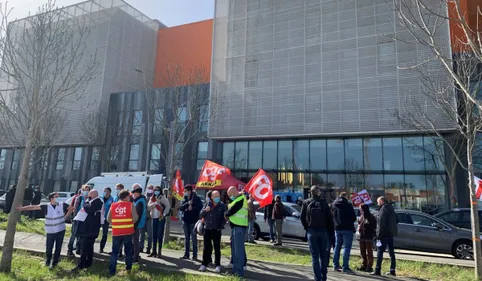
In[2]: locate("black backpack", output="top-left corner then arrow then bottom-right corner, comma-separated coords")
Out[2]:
307,198 -> 326,229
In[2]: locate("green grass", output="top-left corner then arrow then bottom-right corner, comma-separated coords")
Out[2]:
0,250 -> 240,281
0,213 -> 70,236
164,239 -> 477,281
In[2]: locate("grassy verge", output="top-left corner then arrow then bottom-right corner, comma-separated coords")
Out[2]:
164,239 -> 476,281
0,250 -> 239,281
0,213 -> 70,236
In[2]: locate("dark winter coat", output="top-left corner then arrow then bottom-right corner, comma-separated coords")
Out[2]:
200,201 -> 226,230
76,197 -> 103,238
376,203 -> 398,238
180,192 -> 203,224
332,197 -> 357,232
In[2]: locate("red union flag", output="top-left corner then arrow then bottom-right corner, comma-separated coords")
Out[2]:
196,160 -> 231,188
351,189 -> 373,207
172,170 -> 184,200
244,169 -> 273,208
475,176 -> 482,200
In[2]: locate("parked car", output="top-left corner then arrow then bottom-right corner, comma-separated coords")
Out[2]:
391,210 -> 474,259
253,201 -> 305,240
434,208 -> 482,233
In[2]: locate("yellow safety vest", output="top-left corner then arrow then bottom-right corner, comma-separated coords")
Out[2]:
228,195 -> 248,227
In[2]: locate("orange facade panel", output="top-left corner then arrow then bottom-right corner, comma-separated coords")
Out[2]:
155,19 -> 213,88
449,0 -> 482,53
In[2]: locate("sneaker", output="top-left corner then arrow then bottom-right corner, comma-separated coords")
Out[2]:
199,265 -> 207,272
99,249 -> 104,254
180,256 -> 190,260
371,272 -> 381,276
334,267 -> 342,272
215,266 -> 221,273
146,249 -> 151,255
366,268 -> 373,273
387,271 -> 397,276
192,257 -> 200,262
342,269 -> 354,274
269,240 -> 275,243
67,252 -> 75,257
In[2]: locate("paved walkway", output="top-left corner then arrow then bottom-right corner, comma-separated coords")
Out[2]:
0,230 -> 421,281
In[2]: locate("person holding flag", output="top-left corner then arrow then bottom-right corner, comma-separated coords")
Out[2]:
225,186 -> 248,277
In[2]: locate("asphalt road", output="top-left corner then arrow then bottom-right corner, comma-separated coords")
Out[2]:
170,220 -> 473,267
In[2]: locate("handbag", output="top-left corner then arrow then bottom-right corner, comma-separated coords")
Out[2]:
194,219 -> 205,236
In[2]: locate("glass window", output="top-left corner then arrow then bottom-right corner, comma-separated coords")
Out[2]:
248,141 -> 262,170
41,150 -> 49,170
384,174 -> 404,208
129,144 -> 139,171
410,214 -> 436,227
425,174 -> 446,212
397,213 -> 412,224
53,181 -> 61,192
378,42 -> 395,62
56,148 -> 65,171
403,137 -> 425,171
278,140 -> 292,170
175,143 -> 184,170
311,173 -> 327,186
294,140 -> 309,170
72,147 -> 82,170
327,139 -> 344,170
132,110 -> 143,137
383,137 -> 403,171
235,142 -> 248,170
179,107 -> 187,122
424,136 -> 445,172
277,172 -> 293,192
116,113 -> 124,137
70,181 -> 79,192
150,143 -> 162,171
310,139 -> 327,170
345,174 -> 365,193
199,104 -> 209,132
366,174 -> 384,202
404,175 -> 427,210
364,138 -> 383,171
90,147 -> 100,171
222,142 -> 235,169
0,149 -> 7,170
263,141 -> 277,170
153,108 -> 164,134
438,211 -> 462,224
327,174 -> 345,191
345,139 -> 363,170
196,142 -> 208,170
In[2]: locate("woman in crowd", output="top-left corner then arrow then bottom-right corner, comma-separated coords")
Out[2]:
357,203 -> 377,273
148,185 -> 170,258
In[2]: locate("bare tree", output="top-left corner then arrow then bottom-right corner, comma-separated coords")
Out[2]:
0,0 -> 98,271
391,0 -> 482,274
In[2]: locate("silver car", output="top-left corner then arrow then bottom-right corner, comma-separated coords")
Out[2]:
389,210 -> 473,259
253,201 -> 306,240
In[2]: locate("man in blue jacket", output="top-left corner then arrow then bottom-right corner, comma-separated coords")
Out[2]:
132,185 -> 146,263
100,187 -> 114,253
179,185 -> 202,260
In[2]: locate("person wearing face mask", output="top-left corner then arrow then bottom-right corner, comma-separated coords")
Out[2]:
68,185 -> 91,256
199,190 -> 226,273
30,186 -> 43,219
225,186 -> 248,277
179,185 -> 202,260
71,189 -> 104,273
100,187 -> 114,254
147,186 -> 170,258
140,185 -> 154,255
17,192 -> 74,268
112,183 -> 126,258
131,184 -> 147,263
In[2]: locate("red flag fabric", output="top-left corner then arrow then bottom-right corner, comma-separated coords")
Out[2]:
350,189 -> 373,207
196,160 -> 231,188
475,176 -> 482,200
172,170 -> 184,200
244,169 -> 273,208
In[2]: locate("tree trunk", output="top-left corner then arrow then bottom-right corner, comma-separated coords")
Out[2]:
467,136 -> 482,280
0,137 -> 35,272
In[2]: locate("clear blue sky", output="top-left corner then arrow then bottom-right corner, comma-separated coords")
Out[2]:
10,0 -> 215,27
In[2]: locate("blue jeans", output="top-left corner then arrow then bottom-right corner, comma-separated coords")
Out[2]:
183,222 -> 198,258
231,226 -> 247,277
140,219 -> 153,251
307,228 -> 329,281
152,218 -> 166,253
110,235 -> 133,275
268,219 -> 275,240
100,222 -> 109,251
375,237 -> 396,273
333,230 -> 354,271
68,220 -> 80,252
247,220 -> 255,242
46,230 -> 65,266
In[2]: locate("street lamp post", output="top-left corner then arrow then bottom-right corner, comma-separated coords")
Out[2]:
134,67 -> 151,173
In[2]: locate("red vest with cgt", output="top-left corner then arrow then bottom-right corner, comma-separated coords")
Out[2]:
111,201 -> 135,236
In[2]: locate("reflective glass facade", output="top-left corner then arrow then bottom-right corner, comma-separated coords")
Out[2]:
221,135 -> 447,212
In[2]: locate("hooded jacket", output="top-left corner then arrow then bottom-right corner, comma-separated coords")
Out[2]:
376,203 -> 398,238
332,197 -> 356,231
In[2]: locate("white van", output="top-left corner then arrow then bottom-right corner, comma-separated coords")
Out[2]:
85,172 -> 166,194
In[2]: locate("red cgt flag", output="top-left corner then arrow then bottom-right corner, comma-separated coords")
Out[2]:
172,170 -> 184,200
196,160 -> 231,188
244,169 -> 273,208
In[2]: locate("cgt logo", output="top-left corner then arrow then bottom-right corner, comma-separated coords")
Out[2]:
203,166 -> 227,181
115,205 -> 127,216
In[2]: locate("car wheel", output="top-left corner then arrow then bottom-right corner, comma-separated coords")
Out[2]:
453,240 -> 474,260
253,223 -> 261,240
